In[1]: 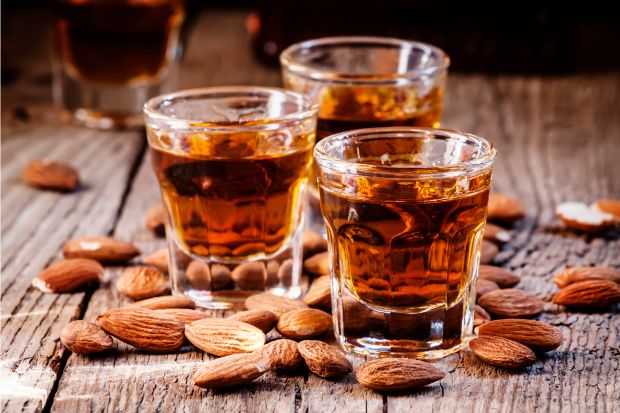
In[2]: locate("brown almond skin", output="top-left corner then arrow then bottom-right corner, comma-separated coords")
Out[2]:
303,252 -> 330,276
156,308 -> 210,325
487,193 -> 526,222
478,319 -> 563,353
125,295 -> 194,310
480,241 -> 499,265
276,259 -> 293,287
60,320 -> 113,354
478,265 -> 520,288
277,309 -> 333,340
479,289 -> 544,319
32,258 -> 103,293
593,199 -> 620,218
23,159 -> 79,191
231,262 -> 266,291
470,336 -> 536,369
116,266 -> 168,300
96,308 -> 184,352
552,279 -> 620,309
356,358 -> 444,392
474,305 -> 491,327
483,223 -> 512,244
297,340 -> 352,379
145,204 -> 165,236
245,292 -> 308,318
303,231 -> 328,258
259,339 -> 304,372
476,279 -> 500,302
143,249 -> 169,274
192,352 -> 272,389
185,318 -> 266,356
63,236 -> 140,263
553,266 -> 620,288
228,310 -> 277,334
303,275 -> 331,311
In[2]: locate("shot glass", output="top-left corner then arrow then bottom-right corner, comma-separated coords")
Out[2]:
51,0 -> 185,129
144,87 -> 318,308
314,127 -> 496,358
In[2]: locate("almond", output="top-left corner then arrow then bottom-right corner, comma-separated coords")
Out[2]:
245,292 -> 308,318
474,305 -> 491,326
23,159 -> 79,191
60,320 -> 113,354
63,236 -> 140,263
125,295 -> 194,310
192,352 -> 271,389
552,279 -> 620,309
592,199 -> 620,219
227,310 -> 277,334
156,308 -> 210,325
478,265 -> 520,288
276,259 -> 293,287
266,260 -> 280,286
478,319 -> 563,353
297,340 -> 352,379
478,289 -> 544,318
480,241 -> 499,265
185,318 -> 265,356
277,309 -> 333,340
186,261 -> 232,291
303,231 -> 328,257
145,204 -> 166,236
303,252 -> 330,276
116,266 -> 168,300
32,258 -> 103,293
231,262 -> 266,291
476,279 -> 500,302
553,266 -> 620,288
356,358 -> 444,392
469,336 -> 536,369
483,223 -> 512,244
303,275 -> 331,310
143,249 -> 169,274
96,307 -> 184,352
258,339 -> 304,372
556,202 -> 616,232
487,193 -> 526,222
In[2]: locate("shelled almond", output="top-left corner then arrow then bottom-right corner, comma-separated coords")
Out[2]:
116,266 -> 168,300
33,258 -> 103,293
356,358 -> 444,392
60,320 -> 113,354
276,308 -> 333,340
192,353 -> 272,389
63,236 -> 140,263
478,289 -> 544,319
258,339 -> 304,372
185,318 -> 266,356
23,159 -> 79,191
552,279 -> 620,309
297,340 -> 352,379
227,310 -> 277,334
145,204 -> 166,236
143,249 -> 169,273
553,266 -> 620,288
469,336 -> 536,369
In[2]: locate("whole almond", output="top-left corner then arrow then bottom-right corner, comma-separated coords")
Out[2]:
276,259 -> 293,287
303,231 -> 328,257
303,275 -> 332,310
552,279 -> 620,309
63,236 -> 140,263
60,320 -> 113,354
469,336 -> 536,369
116,266 -> 168,300
245,292 -> 308,318
192,352 -> 271,389
228,310 -> 277,334
266,260 -> 280,287
23,159 -> 79,191
96,307 -> 184,352
185,318 -> 265,356
32,258 -> 103,293
487,193 -> 526,222
476,279 -> 500,302
145,204 -> 165,236
125,295 -> 194,310
156,308 -> 210,325
592,199 -> 620,219
143,249 -> 169,274
478,265 -> 520,288
297,340 -> 352,379
553,266 -> 620,288
479,289 -> 544,318
474,305 -> 491,326
483,223 -> 512,244
303,252 -> 330,276
259,339 -> 304,372
231,262 -> 266,291
480,241 -> 499,265
186,261 -> 232,291
478,319 -> 563,353
356,358 -> 444,392
277,309 -> 333,340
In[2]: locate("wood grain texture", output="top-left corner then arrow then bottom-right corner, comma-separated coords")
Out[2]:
2,6 -> 619,413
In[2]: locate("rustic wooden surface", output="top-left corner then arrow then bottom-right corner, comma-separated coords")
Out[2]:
2,7 -> 620,413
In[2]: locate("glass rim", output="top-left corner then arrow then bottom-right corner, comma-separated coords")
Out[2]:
280,36 -> 450,84
143,86 -> 318,132
314,127 -> 496,179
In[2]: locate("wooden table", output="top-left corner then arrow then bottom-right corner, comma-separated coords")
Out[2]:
2,8 -> 619,413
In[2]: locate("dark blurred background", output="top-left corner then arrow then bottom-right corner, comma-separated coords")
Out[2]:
3,0 -> 620,74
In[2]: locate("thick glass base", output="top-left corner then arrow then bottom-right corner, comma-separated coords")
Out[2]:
338,334 -> 472,360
